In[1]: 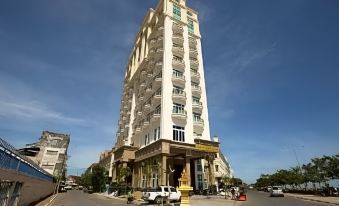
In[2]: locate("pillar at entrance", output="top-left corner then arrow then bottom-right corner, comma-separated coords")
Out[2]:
185,157 -> 191,186
161,155 -> 167,185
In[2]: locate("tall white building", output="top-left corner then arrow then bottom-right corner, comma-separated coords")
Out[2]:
113,0 -> 222,189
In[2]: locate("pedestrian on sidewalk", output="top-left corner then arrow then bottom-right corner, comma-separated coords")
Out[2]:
231,188 -> 236,200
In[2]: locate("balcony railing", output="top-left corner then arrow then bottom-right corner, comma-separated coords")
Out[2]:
172,46 -> 184,57
172,74 -> 186,85
172,23 -> 183,34
189,49 -> 198,57
172,110 -> 187,119
191,69 -> 200,80
172,58 -> 185,70
172,35 -> 184,45
193,119 -> 205,133
192,102 -> 203,111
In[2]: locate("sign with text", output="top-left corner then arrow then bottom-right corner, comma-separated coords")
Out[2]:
195,143 -> 219,153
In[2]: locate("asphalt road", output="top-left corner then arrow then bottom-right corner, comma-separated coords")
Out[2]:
242,191 -> 331,206
51,190 -> 129,206
49,190 -> 331,206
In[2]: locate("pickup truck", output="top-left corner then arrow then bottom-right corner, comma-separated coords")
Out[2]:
142,186 -> 181,204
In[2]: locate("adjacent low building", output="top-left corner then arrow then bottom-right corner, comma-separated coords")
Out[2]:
20,131 -> 70,177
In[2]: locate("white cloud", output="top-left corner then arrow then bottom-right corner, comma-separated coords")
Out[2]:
0,99 -> 83,124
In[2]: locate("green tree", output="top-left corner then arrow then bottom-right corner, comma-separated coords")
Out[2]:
92,165 -> 107,192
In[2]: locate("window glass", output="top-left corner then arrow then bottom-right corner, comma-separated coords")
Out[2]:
188,18 -> 194,33
173,125 -> 185,142
173,4 -> 181,20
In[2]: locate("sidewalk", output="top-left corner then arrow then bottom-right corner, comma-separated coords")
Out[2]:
285,193 -> 339,205
35,194 -> 58,206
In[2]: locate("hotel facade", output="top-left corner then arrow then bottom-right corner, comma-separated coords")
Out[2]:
112,0 -> 229,190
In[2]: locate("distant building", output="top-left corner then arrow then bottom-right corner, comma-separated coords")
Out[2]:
98,149 -> 113,176
21,131 -> 70,177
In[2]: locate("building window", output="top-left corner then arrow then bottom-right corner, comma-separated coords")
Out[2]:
46,150 -> 58,155
173,86 -> 184,95
142,175 -> 147,188
191,81 -> 199,88
144,134 -> 149,145
173,103 -> 185,114
173,69 -> 183,77
151,173 -> 159,188
173,55 -> 183,63
193,112 -> 201,122
173,4 -> 181,20
192,96 -> 200,105
197,160 -> 202,172
215,165 -> 219,172
153,127 -> 160,141
188,18 -> 194,33
197,174 -> 203,190
173,125 -> 185,142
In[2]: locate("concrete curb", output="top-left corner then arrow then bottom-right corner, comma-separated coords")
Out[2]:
45,194 -> 58,206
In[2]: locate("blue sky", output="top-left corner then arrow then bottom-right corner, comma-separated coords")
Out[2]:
1,0 -> 339,183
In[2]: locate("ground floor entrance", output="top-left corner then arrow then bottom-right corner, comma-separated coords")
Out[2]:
129,139 -> 219,190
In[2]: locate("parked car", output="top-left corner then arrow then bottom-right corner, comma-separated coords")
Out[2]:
266,186 -> 272,192
270,186 -> 284,197
142,186 -> 181,204
87,186 -> 93,194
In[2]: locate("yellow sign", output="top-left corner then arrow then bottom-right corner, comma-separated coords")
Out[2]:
195,143 -> 219,153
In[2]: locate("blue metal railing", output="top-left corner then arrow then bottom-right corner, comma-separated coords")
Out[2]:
0,138 -> 53,182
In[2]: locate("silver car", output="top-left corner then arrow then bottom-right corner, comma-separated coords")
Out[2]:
270,186 -> 284,197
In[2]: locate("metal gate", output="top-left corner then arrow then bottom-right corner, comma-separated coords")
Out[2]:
0,180 -> 13,206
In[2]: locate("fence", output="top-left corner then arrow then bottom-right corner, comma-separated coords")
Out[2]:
0,138 -> 53,182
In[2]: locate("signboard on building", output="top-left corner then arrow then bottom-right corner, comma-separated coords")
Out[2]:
195,143 -> 219,153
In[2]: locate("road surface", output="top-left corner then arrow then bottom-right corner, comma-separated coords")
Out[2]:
242,191 -> 331,206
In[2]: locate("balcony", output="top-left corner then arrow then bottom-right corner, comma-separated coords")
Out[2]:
192,86 -> 202,96
155,48 -> 164,59
152,89 -> 162,104
155,61 -> 163,69
143,120 -> 150,128
154,72 -> 162,86
191,69 -> 200,81
172,46 -> 184,57
150,27 -> 163,39
190,59 -> 199,69
172,110 -> 187,120
144,103 -> 151,110
172,35 -> 184,45
140,81 -> 146,88
135,127 -> 141,134
172,58 -> 185,70
151,112 -> 161,122
146,85 -> 152,95
192,102 -> 203,112
138,95 -> 144,102
193,119 -> 205,133
172,74 -> 186,86
137,111 -> 142,117
172,90 -> 186,103
189,37 -> 197,47
189,49 -> 198,57
172,23 -> 183,34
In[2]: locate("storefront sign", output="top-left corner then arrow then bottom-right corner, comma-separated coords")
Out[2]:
195,143 -> 219,153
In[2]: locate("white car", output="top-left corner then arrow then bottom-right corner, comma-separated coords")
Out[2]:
270,186 -> 284,197
142,186 -> 181,204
